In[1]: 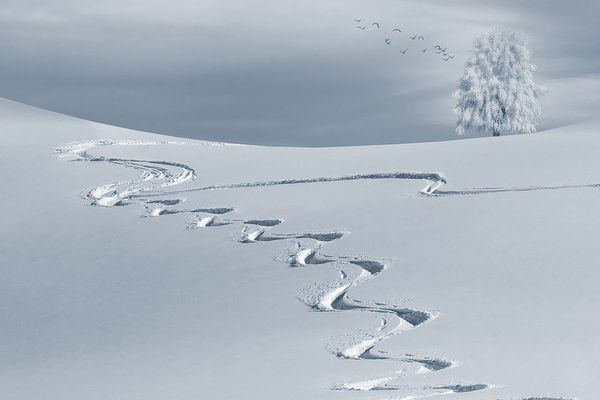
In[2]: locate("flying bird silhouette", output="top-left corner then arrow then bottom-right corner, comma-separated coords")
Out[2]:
354,18 -> 362,22
392,28 -> 402,33
410,35 -> 417,40
356,26 -> 366,30
385,38 -> 392,45
422,48 -> 428,52
400,49 -> 408,54
372,22 -> 380,28
448,55 -> 455,59
418,35 -> 425,40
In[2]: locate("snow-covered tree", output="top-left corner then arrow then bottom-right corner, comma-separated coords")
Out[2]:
454,28 -> 544,136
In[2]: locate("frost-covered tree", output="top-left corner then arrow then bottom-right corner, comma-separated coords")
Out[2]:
454,28 -> 544,136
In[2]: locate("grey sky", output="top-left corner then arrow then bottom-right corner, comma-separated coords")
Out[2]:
1,0 -> 598,146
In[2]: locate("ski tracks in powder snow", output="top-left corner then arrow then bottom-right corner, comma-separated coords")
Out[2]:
55,139 -> 572,400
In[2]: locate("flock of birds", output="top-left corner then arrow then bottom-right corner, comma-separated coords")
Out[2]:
353,18 -> 455,61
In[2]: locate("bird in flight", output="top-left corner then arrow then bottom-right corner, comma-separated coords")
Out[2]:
400,49 -> 408,54
356,26 -> 366,30
410,35 -> 417,40
354,18 -> 362,22
418,35 -> 425,40
422,48 -> 428,52
372,22 -> 381,28
448,55 -> 455,59
385,38 -> 392,45
392,28 -> 402,33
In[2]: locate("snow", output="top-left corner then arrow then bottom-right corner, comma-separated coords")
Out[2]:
1,96 -> 597,400
333,376 -> 395,391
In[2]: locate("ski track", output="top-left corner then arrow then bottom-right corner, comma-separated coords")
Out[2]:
55,139 -> 575,400
55,140 -> 198,207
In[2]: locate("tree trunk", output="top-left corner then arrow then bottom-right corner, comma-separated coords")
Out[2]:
493,128 -> 500,137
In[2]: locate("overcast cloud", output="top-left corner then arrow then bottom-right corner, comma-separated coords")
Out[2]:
1,0 -> 598,146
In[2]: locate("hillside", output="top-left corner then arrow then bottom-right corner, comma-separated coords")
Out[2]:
1,97 -> 597,400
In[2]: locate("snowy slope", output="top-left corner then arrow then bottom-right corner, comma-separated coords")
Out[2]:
1,97 -> 598,400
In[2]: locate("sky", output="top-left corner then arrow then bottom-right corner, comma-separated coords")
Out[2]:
1,0 -> 599,146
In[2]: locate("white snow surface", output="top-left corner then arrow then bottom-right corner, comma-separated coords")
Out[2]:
1,97 -> 598,400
